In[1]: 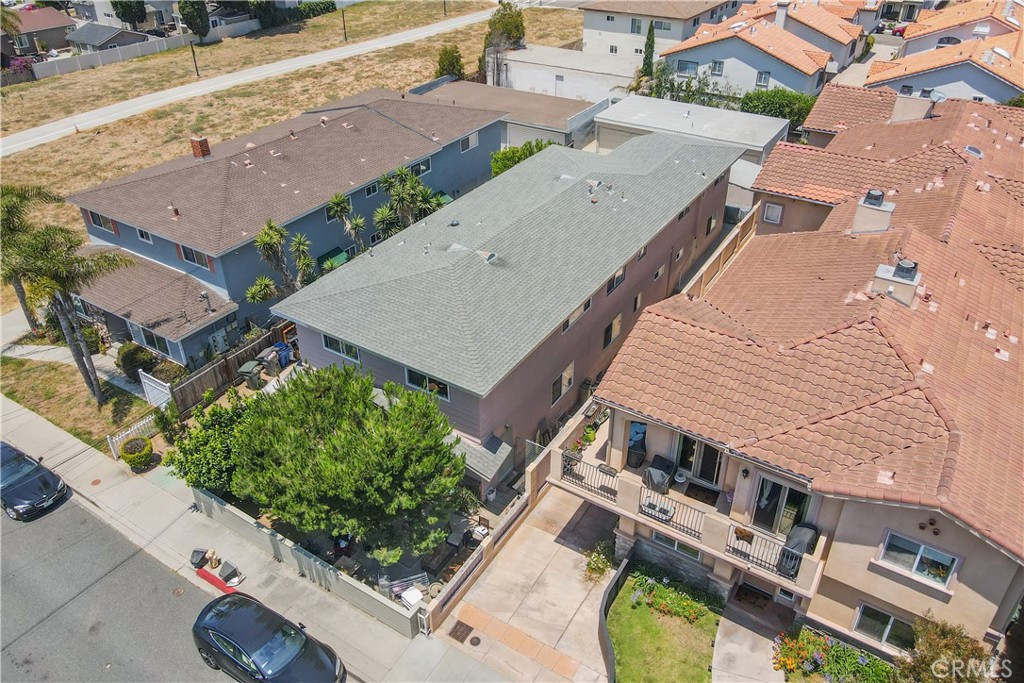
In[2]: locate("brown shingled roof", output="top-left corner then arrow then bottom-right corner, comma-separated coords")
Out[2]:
580,0 -> 728,20
0,6 -> 74,35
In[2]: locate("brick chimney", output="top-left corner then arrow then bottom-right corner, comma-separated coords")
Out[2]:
190,136 -> 211,159
775,0 -> 790,28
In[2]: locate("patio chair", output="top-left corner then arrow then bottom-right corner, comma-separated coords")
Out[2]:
643,454 -> 677,494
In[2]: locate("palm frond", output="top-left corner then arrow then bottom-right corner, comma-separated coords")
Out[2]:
246,276 -> 278,304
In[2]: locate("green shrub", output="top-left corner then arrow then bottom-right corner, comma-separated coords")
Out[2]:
151,359 -> 189,384
584,540 -> 615,581
153,401 -> 184,446
773,627 -> 891,682
40,308 -> 66,345
81,326 -> 103,355
247,0 -> 334,28
120,437 -> 154,470
116,341 -> 158,382
582,425 -> 597,444
452,485 -> 482,516
628,564 -> 722,623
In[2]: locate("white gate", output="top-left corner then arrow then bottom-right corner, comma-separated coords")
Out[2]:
138,369 -> 172,408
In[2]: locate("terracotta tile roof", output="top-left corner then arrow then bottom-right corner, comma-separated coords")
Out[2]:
821,4 -> 858,20
77,247 -> 237,342
902,0 -> 1023,39
752,141 -> 968,203
0,6 -> 74,35
755,0 -> 863,43
802,83 -> 897,133
595,224 -> 1024,560
975,242 -> 1024,289
865,32 -> 1024,90
660,10 -> 831,75
579,0 -> 728,20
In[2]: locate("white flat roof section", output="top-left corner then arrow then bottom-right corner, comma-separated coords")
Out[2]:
595,95 -> 790,150
504,44 -> 638,78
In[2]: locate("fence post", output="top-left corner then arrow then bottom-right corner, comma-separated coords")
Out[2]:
107,435 -> 119,460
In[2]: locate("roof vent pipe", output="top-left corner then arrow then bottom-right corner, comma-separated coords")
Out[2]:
864,189 -> 884,207
893,259 -> 918,281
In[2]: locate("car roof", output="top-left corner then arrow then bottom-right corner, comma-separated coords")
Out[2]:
200,594 -> 287,653
1,442 -> 28,465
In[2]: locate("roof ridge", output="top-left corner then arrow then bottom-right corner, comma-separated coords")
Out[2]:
783,312 -> 877,349
866,314 -> 922,377
650,299 -> 768,346
915,382 -> 962,504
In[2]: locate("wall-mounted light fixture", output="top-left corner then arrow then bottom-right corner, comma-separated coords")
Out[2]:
741,468 -> 750,479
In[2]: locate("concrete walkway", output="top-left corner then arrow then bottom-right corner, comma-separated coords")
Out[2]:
0,9 -> 494,157
1,308 -> 31,347
711,605 -> 786,683
1,336 -> 145,400
833,37 -> 901,87
0,394 -> 507,683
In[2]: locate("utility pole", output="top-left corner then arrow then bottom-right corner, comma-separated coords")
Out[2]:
342,8 -> 348,41
443,0 -> 447,16
190,41 -> 200,78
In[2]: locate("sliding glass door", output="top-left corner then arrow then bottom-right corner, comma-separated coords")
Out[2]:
752,478 -> 810,535
675,435 -> 723,487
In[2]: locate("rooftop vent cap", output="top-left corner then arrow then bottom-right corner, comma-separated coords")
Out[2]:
893,259 -> 918,281
864,189 -> 885,207
965,145 -> 984,158
994,47 -> 1011,60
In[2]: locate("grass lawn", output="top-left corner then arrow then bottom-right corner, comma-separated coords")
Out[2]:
0,356 -> 152,450
607,576 -> 720,683
0,8 -> 582,234
0,0 -> 493,135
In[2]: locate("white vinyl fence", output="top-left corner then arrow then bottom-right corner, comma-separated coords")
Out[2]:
138,369 -> 173,408
107,413 -> 158,460
32,19 -> 260,80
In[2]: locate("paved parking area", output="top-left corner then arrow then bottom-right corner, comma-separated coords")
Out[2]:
439,488 -> 618,682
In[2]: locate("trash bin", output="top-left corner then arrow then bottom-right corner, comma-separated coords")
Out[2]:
238,360 -> 263,390
273,341 -> 292,368
259,347 -> 280,377
485,487 -> 497,502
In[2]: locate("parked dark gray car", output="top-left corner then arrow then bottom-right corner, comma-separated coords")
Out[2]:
1,442 -> 66,520
192,593 -> 345,683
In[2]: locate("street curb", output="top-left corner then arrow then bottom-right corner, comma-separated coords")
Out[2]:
196,567 -> 237,594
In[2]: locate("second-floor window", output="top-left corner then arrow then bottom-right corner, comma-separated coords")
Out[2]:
603,313 -> 622,348
551,362 -> 574,405
606,14 -> 614,21
365,182 -> 378,198
137,229 -> 152,243
636,245 -> 647,260
561,298 -> 591,333
322,334 -> 359,361
369,231 -> 384,246
706,214 -> 716,235
410,157 -> 431,177
181,245 -> 210,270
711,60 -> 724,76
692,17 -> 700,27
653,20 -> 671,30
460,132 -> 479,153
880,533 -> 957,587
756,71 -> 771,88
609,45 -> 618,54
764,203 -> 783,224
606,266 -> 625,294
406,368 -> 450,401
89,211 -> 115,233
751,476 -> 810,535
630,17 -> 642,34
677,435 -> 723,487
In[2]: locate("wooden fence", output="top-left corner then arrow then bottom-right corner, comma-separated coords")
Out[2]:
169,324 -> 285,413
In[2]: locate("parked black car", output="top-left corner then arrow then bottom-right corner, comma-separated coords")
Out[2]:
193,594 -> 345,683
1,442 -> 67,521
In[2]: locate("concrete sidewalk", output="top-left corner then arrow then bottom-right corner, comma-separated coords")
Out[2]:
0,394 -> 507,683
0,9 -> 494,157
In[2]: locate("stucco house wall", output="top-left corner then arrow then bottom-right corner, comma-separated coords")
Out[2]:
753,192 -> 833,233
582,3 -> 740,56
663,38 -> 824,95
783,18 -> 859,69
497,56 -> 633,102
902,22 -> 1018,56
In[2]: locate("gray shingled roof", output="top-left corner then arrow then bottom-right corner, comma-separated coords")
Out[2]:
579,0 -> 727,20
67,97 -> 505,256
273,134 -> 742,397
77,247 -> 236,341
66,23 -> 144,47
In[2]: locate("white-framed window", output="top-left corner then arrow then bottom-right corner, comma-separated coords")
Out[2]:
603,313 -> 622,348
137,228 -> 152,243
606,266 -> 626,294
551,362 -> 574,405
636,245 -> 647,261
561,298 -> 592,333
634,48 -> 644,55
756,70 -> 771,88
692,17 -> 700,26
325,205 -> 338,223
181,245 -> 210,270
711,60 -> 724,76
675,435 -> 723,487
880,532 -> 958,587
936,36 -> 961,47
410,157 -> 431,177
630,17 -> 642,34
141,327 -> 170,356
605,14 -> 614,21
653,20 -> 671,30
750,474 -> 811,535
763,202 -> 783,224
89,211 -> 115,233
609,45 -> 618,54
369,231 -> 384,246
654,265 -> 665,280
972,95 -> 984,102
14,34 -> 30,49
651,530 -> 700,559
854,604 -> 916,651
706,214 -> 716,235
406,368 -> 450,401
365,182 -> 378,198
343,245 -> 358,259
674,248 -> 684,262
633,292 -> 643,313
460,132 -> 478,153
322,334 -> 359,361
677,60 -> 699,76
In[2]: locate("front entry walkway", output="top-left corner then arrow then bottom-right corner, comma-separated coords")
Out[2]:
712,604 -> 788,682
439,488 -> 618,682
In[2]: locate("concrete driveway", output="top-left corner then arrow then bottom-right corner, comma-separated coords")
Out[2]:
440,488 -> 618,682
712,606 -> 786,683
833,34 -> 902,87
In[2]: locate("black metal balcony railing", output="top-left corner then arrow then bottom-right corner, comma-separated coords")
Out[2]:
561,450 -> 618,502
638,487 -> 704,540
726,524 -> 804,580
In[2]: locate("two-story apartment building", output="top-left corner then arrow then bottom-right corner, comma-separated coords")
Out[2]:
273,134 -> 742,494
68,92 -> 504,369
899,0 -> 1022,56
581,0 -> 741,58
660,3 -> 835,95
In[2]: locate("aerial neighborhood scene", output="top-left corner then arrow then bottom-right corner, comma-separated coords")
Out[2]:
1,0 -> 1022,681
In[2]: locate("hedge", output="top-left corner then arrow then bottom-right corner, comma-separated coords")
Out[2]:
120,437 -> 153,470
116,341 -> 159,382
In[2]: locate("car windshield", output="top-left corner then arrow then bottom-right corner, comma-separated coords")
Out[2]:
1,450 -> 39,489
251,622 -> 306,676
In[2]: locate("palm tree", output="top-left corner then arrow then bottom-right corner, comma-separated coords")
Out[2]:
377,168 -> 446,236
1,6 -> 21,36
18,226 -> 131,404
372,204 -> 402,239
246,220 -> 315,303
1,185 -> 63,330
326,193 -> 366,251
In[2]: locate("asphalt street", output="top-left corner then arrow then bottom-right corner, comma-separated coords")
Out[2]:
1,495 -> 222,683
